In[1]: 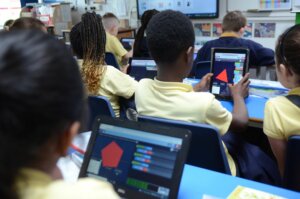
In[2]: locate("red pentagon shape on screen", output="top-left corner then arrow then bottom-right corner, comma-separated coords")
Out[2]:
101,141 -> 123,168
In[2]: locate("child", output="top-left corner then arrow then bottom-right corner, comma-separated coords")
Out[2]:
70,12 -> 137,117
195,11 -> 274,68
0,30 -> 118,199
133,9 -> 159,58
264,24 -> 300,177
102,12 -> 132,67
135,10 -> 281,185
10,17 -> 47,32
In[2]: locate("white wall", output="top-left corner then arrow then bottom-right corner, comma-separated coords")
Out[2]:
71,0 -> 296,50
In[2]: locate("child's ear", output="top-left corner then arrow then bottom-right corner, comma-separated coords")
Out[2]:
186,46 -> 194,62
57,122 -> 80,156
280,63 -> 293,77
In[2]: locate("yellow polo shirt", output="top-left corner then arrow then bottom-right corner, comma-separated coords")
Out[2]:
135,78 -> 236,175
78,60 -> 137,117
17,168 -> 119,199
264,87 -> 300,140
105,32 -> 127,67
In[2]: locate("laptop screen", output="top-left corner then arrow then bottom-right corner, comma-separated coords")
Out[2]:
85,123 -> 183,199
130,59 -> 157,71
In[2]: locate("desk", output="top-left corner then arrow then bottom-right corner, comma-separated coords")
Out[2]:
179,165 -> 300,199
183,78 -> 288,126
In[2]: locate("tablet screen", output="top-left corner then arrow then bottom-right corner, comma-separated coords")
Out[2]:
211,50 -> 248,98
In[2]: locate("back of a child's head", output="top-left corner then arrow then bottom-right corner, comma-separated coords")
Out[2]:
133,9 -> 159,57
275,25 -> 300,77
222,11 -> 246,32
70,12 -> 106,63
10,17 -> 46,32
0,30 -> 84,199
102,12 -> 119,30
70,12 -> 106,95
146,10 -> 195,65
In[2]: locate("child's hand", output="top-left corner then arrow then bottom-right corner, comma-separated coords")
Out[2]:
229,73 -> 250,99
193,73 -> 213,92
121,64 -> 129,74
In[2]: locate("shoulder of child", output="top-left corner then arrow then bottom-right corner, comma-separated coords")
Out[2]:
45,178 -> 119,199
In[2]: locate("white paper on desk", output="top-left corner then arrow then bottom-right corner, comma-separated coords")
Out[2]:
202,194 -> 224,199
249,79 -> 286,90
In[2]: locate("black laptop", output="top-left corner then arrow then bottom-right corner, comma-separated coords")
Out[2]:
79,116 -> 191,199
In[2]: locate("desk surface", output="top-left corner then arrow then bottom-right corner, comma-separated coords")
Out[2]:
220,95 -> 266,122
180,165 -> 300,199
183,78 -> 289,123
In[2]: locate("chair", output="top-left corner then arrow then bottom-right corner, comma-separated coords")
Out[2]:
105,52 -> 120,69
88,96 -> 115,130
284,135 -> 300,192
194,61 -> 211,79
138,115 -> 231,174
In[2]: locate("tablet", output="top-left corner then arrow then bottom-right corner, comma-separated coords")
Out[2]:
210,48 -> 249,99
79,116 -> 191,199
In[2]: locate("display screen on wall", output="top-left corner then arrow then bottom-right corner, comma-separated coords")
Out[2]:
136,0 -> 219,19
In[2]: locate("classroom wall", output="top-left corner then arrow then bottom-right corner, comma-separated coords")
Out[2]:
71,0 -> 295,50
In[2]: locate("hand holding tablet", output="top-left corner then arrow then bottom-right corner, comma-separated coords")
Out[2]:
209,48 -> 250,100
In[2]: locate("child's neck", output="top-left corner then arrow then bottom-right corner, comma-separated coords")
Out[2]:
156,70 -> 185,82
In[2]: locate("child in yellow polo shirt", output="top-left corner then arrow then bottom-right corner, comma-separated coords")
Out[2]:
264,24 -> 300,177
70,13 -> 137,117
0,31 -> 118,199
135,10 -> 281,185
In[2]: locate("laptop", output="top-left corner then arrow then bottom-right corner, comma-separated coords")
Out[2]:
79,116 -> 191,199
120,37 -> 135,51
128,58 -> 157,81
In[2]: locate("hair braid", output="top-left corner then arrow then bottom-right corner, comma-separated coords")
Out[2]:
71,12 -> 107,95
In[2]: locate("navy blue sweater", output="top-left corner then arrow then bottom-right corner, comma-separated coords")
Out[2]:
194,37 -> 275,68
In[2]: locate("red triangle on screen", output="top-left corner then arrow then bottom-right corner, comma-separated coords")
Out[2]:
216,69 -> 228,83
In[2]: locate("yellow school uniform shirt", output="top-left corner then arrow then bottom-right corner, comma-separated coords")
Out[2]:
78,60 -> 137,117
135,78 -> 237,175
264,87 -> 300,140
17,168 -> 119,199
105,32 -> 128,67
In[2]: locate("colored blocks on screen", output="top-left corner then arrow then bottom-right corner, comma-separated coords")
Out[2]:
101,141 -> 123,168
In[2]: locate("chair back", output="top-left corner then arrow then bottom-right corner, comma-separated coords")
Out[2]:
105,52 -> 120,69
138,115 -> 231,174
88,96 -> 115,130
284,135 -> 300,191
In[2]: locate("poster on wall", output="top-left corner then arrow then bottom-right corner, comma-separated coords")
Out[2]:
0,0 -> 21,27
259,0 -> 292,10
243,23 -> 253,38
212,23 -> 222,37
194,23 -> 211,37
254,23 -> 276,38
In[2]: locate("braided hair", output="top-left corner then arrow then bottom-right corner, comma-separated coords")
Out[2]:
133,9 -> 159,57
70,12 -> 106,95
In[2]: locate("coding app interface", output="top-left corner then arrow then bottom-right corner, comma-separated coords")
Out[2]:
211,52 -> 246,97
86,124 -> 183,199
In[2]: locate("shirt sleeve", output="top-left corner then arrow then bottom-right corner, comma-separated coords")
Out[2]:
250,41 -> 275,67
110,36 -> 128,58
102,66 -> 138,99
204,98 -> 232,135
263,100 -> 285,140
46,178 -> 120,199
